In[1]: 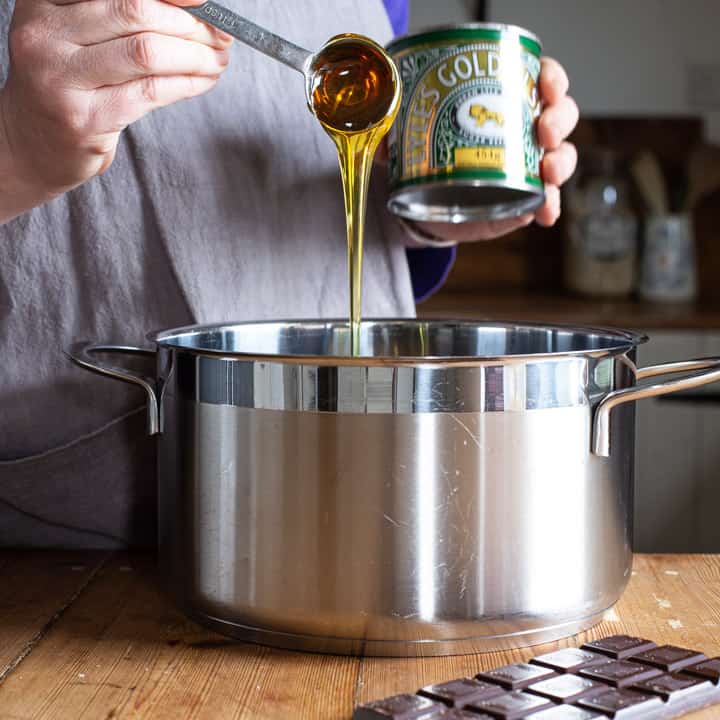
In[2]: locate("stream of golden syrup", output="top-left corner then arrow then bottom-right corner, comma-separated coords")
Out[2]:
310,36 -> 400,355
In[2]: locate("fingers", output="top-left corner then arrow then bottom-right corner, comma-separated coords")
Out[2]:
96,73 -> 220,129
539,57 -> 569,105
535,184 -> 561,227
62,0 -> 231,49
537,95 -> 579,150
163,0 -> 213,6
70,33 -> 229,89
542,141 -> 577,187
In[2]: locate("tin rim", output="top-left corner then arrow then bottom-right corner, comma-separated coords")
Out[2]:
388,178 -> 544,223
387,22 -> 542,54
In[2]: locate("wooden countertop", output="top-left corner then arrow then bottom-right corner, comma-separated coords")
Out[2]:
418,292 -> 720,330
1,552 -> 719,719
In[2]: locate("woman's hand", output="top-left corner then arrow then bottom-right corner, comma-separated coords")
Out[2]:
0,0 -> 231,223
408,57 -> 579,245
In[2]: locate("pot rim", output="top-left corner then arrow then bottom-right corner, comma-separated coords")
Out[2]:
147,319 -> 648,367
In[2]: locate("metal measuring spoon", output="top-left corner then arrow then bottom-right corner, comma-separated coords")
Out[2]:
183,1 -> 399,128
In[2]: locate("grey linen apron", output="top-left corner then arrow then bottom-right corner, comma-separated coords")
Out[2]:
0,0 -> 415,547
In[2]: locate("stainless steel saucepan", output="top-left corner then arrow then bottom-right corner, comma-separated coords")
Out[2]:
69,320 -> 720,656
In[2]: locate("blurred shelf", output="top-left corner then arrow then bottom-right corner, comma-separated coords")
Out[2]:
417,292 -> 720,330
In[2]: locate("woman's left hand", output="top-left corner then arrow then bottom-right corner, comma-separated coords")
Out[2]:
409,57 -> 579,244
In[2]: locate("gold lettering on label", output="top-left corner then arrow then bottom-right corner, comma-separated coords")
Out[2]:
471,51 -> 485,78
454,55 -> 473,80
436,50 -> 501,88
437,62 -> 455,88
488,51 -> 500,77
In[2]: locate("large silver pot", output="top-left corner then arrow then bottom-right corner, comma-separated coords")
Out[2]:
69,320 -> 720,656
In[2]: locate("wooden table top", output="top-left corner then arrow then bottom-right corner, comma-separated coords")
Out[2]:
1,552 -> 719,719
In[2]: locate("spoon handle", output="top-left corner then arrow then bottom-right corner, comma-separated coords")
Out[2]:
184,2 -> 311,73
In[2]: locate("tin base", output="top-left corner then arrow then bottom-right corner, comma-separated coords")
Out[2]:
389,181 -> 545,223
184,606 -> 607,657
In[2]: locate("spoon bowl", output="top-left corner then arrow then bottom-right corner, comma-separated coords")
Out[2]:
184,2 -> 401,131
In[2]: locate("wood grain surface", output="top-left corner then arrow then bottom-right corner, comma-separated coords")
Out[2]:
0,553 -> 719,719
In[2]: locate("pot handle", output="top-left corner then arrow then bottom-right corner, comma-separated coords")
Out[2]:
592,356 -> 720,457
67,343 -> 160,435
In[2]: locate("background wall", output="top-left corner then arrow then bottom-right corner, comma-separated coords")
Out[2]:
408,0 -> 475,32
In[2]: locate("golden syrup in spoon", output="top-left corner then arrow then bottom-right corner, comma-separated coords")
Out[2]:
309,35 -> 400,355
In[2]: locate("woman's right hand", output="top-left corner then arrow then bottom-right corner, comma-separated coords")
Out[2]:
0,0 -> 231,218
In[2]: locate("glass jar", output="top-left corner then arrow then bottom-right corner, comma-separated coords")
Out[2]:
564,149 -> 639,298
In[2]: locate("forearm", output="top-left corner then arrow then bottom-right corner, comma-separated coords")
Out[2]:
0,93 -> 57,225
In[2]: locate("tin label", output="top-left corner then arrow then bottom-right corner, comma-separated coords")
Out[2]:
388,31 -> 542,191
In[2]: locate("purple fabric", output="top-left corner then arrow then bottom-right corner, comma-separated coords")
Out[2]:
406,245 -> 458,303
382,0 -> 456,302
382,0 -> 409,35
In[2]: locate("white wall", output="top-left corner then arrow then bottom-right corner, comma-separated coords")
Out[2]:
487,0 -> 720,142
408,0 -> 475,33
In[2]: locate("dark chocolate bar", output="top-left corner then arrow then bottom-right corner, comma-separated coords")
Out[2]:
581,635 -> 657,659
418,678 -> 504,708
578,659 -> 663,687
527,674 -> 606,703
629,645 -> 707,672
530,648 -> 609,673
468,689 -> 554,718
352,693 -> 446,719
577,687 -> 665,717
632,672 -> 712,702
476,662 -> 556,690
684,657 -> 720,684
352,634 -> 720,720
530,707 -> 603,719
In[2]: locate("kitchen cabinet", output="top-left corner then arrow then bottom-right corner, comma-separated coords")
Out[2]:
634,331 -> 720,552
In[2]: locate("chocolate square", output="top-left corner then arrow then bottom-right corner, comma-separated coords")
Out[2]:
684,657 -> 720,684
468,690 -> 553,720
352,694 -> 447,720
530,648 -> 608,673
476,662 -> 556,690
632,672 -> 713,702
630,644 -> 707,672
438,711 -> 495,720
528,707 -> 603,719
527,674 -> 606,703
579,659 -> 662,687
418,678 -> 504,707
581,634 -> 656,659
578,687 -> 665,717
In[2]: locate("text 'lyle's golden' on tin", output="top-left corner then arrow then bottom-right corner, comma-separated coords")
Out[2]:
386,24 -> 545,223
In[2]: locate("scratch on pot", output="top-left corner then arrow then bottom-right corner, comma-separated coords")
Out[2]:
653,594 -> 672,610
664,570 -> 680,576
459,569 -> 468,600
668,619 -> 683,629
450,414 -> 481,449
382,513 -> 408,529
603,608 -> 620,623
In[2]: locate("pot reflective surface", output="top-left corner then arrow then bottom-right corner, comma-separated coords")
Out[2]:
69,321 -> 720,656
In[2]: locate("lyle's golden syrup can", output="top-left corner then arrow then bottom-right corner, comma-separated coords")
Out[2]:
386,24 -> 544,222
